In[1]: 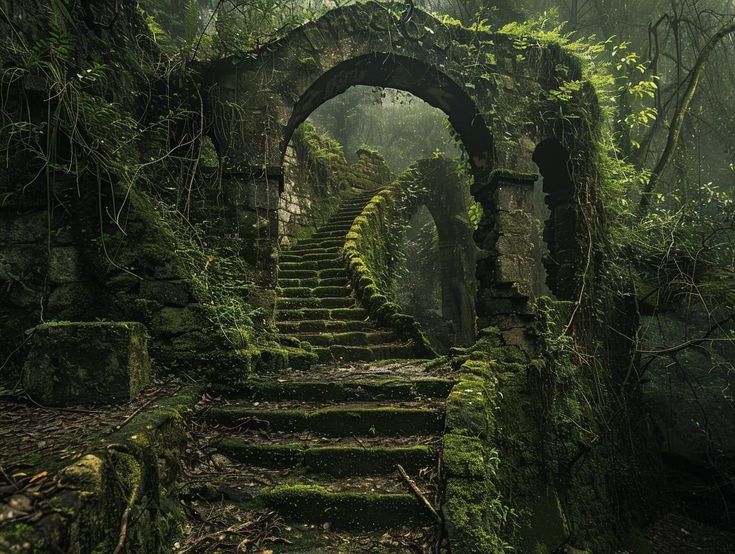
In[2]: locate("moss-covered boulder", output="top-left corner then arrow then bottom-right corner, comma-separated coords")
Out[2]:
22,321 -> 150,406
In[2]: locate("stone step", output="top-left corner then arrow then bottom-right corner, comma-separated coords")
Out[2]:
280,251 -> 343,262
294,237 -> 344,248
278,268 -> 347,280
278,296 -> 355,309
275,307 -> 368,321
290,330 -> 396,347
276,286 -> 350,298
256,484 -> 430,530
216,376 -> 456,402
318,223 -> 354,233
277,276 -> 346,288
311,229 -> 350,240
340,199 -> 373,207
276,319 -> 373,333
206,401 -> 444,436
314,343 -> 423,363
325,216 -> 359,225
332,209 -> 364,218
285,245 -> 343,256
279,258 -> 343,271
216,437 -> 434,477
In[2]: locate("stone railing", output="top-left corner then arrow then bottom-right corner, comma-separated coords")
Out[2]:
343,176 -> 435,357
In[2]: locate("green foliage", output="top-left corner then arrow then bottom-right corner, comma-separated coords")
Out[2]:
310,86 -> 463,174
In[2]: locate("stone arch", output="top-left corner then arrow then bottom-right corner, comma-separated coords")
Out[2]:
389,157 -> 479,347
282,53 -> 494,177
421,188 -> 478,348
202,1 -> 605,323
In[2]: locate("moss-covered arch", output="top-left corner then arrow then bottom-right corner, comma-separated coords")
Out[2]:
202,1 -> 604,311
283,53 -> 494,176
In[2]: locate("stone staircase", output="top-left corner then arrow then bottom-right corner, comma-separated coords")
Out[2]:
276,190 -> 421,363
182,362 -> 454,552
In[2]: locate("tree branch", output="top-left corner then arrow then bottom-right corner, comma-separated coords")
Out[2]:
637,19 -> 735,216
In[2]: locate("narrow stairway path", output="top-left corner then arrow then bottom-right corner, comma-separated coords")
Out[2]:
179,361 -> 454,553
276,189 -> 422,364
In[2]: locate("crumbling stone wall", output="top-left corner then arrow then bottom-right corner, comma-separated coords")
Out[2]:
0,0 -> 314,383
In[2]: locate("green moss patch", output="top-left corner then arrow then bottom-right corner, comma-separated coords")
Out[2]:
207,404 -> 444,436
257,484 -> 428,530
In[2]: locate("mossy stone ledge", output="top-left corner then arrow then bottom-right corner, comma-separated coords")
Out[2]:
22,321 -> 151,406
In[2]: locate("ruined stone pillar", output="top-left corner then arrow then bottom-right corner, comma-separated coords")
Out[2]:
473,170 -> 539,340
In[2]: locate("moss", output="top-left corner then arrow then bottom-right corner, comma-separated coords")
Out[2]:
257,484 -> 428,530
443,477 -> 511,553
445,374 -> 494,438
0,523 -> 37,552
208,405 -> 442,436
22,321 -> 150,406
217,439 -> 305,468
443,434 -> 488,480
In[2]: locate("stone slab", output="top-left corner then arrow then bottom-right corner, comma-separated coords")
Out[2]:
23,321 -> 150,406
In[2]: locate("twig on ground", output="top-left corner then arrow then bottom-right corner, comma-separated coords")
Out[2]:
396,463 -> 441,522
113,386 -> 169,431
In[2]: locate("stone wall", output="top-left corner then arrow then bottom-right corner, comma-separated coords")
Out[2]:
0,0 -> 315,383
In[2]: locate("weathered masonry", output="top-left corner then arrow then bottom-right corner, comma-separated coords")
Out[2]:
201,2 -> 605,342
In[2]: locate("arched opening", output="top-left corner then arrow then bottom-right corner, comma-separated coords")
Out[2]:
532,138 -> 576,299
278,85 -> 464,246
280,53 -> 494,178
277,79 -> 480,352
395,198 -> 478,352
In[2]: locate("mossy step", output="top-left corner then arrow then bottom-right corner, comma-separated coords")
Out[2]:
311,230 -> 350,240
314,343 -> 423,363
278,268 -> 347,280
277,277 -> 346,288
290,331 -> 396,347
281,251 -> 343,262
277,319 -> 373,333
277,307 -> 368,321
294,238 -> 344,248
216,438 -> 434,477
332,210 -> 364,218
279,259 -> 343,271
325,216 -> 359,224
340,200 -> 373,207
284,244 -> 342,252
223,377 -> 456,401
207,403 -> 444,436
285,246 -> 343,256
278,297 -> 355,309
257,484 -> 430,530
318,224 -> 354,233
276,286 -> 350,298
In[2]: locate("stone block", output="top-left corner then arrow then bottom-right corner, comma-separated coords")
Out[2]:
139,280 -> 190,307
0,245 -> 46,278
0,210 -> 47,243
496,234 -> 533,256
496,254 -> 534,285
48,247 -> 80,283
47,283 -> 92,317
22,321 -> 150,406
150,305 -> 206,336
495,185 -> 533,211
495,210 -> 535,238
229,180 -> 279,210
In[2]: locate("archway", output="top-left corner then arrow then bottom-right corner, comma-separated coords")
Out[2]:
281,53 -> 494,177
203,1 -> 605,333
